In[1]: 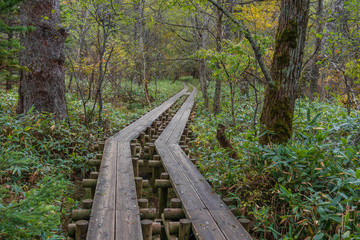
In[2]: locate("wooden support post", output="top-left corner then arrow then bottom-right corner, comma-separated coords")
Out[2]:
150,128 -> 155,140
68,223 -> 76,237
132,157 -> 139,177
89,159 -> 101,167
238,218 -> 251,232
148,143 -> 155,159
179,219 -> 191,240
98,141 -> 105,150
90,172 -> 98,199
75,220 -> 88,240
82,199 -> 93,209
88,159 -> 101,172
168,222 -> 180,234
136,146 -> 142,157
90,172 -> 99,179
135,177 -> 143,199
159,173 -> 169,216
141,219 -> 153,240
94,144 -> 99,151
95,154 -> 102,160
140,132 -> 145,147
170,198 -> 182,208
154,179 -> 172,188
72,209 -> 91,221
163,208 -> 185,220
131,143 -> 137,155
140,208 -> 157,219
190,159 -> 197,165
152,222 -> 162,235
138,198 -> 149,208
82,179 -> 97,188
153,121 -> 158,130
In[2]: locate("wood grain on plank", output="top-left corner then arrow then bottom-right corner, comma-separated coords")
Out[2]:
87,139 -> 117,240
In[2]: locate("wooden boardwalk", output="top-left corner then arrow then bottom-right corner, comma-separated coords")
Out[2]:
155,87 -> 252,240
86,86 -> 188,240
70,84 -> 252,240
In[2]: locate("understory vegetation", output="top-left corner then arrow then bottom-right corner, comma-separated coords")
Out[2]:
190,83 -> 360,240
0,80 -> 183,239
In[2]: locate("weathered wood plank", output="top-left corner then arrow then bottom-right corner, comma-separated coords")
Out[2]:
87,209 -> 115,240
169,144 -> 252,240
115,210 -> 142,240
113,86 -> 188,141
116,142 -> 139,210
155,142 -> 226,240
87,139 -> 117,240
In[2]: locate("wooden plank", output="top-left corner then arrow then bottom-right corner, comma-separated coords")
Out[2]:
168,90 -> 197,144
115,210 -> 142,240
160,89 -> 196,144
113,87 -> 188,141
155,142 -> 226,240
87,139 -> 117,240
169,144 -> 252,240
116,142 -> 139,210
87,209 -> 115,240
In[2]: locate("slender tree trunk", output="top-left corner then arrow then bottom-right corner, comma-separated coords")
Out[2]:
308,0 -> 323,100
194,5 -> 209,110
17,0 -> 67,119
5,33 -> 14,91
199,58 -> 209,109
213,6 -> 223,115
260,0 -> 310,144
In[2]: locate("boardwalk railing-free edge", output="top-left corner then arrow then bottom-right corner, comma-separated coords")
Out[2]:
67,84 -> 252,240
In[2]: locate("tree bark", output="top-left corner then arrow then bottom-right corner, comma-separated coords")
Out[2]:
18,0 -> 67,119
260,0 -> 310,144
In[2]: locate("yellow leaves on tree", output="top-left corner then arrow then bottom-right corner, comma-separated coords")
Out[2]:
234,1 -> 279,34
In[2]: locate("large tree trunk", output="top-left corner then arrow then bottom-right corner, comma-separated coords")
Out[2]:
260,0 -> 310,144
17,0 -> 67,119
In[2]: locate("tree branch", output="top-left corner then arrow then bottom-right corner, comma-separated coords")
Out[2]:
207,0 -> 275,87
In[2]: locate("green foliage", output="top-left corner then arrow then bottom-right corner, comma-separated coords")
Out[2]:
0,79 -> 183,239
0,0 -> 26,82
191,83 -> 360,239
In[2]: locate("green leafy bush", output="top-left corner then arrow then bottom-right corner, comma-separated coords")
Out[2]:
191,82 -> 360,239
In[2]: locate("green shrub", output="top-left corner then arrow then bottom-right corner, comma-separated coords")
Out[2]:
191,82 -> 360,239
